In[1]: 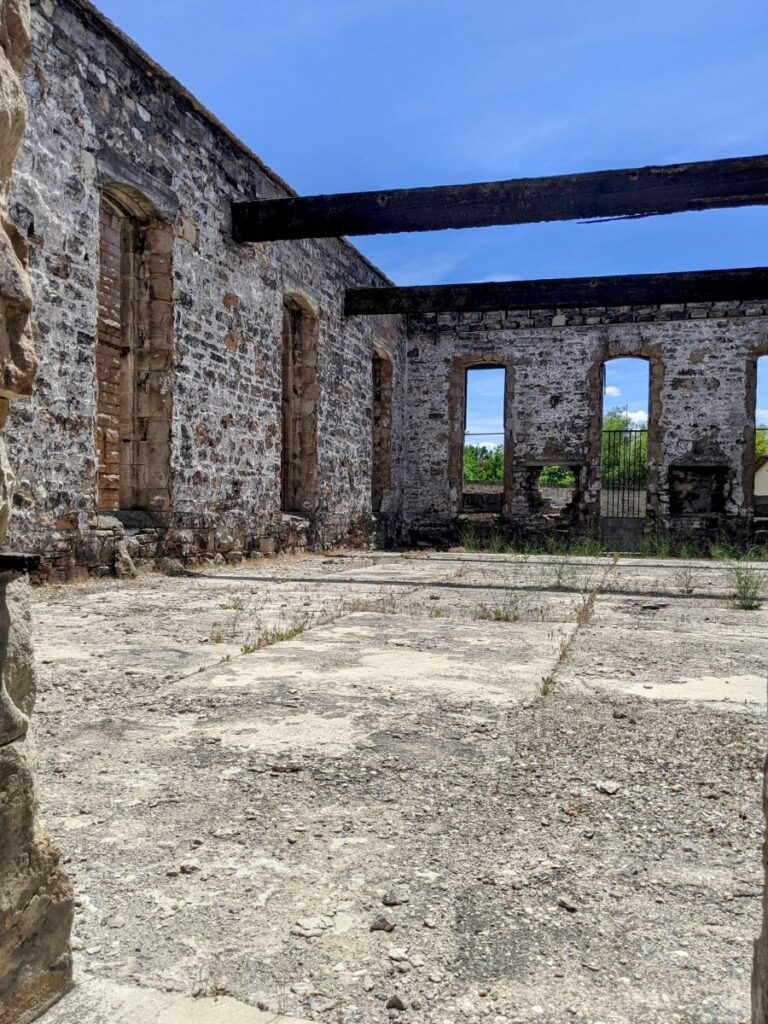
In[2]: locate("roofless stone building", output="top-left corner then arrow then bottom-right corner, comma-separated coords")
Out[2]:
1,0 -> 768,578
1,1 -> 768,1022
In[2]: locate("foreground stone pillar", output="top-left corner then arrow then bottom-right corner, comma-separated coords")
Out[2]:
0,1 -> 73,1021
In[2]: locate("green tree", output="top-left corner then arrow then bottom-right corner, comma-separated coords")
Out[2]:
463,444 -> 503,482
539,465 -> 575,486
756,424 -> 768,457
601,407 -> 647,488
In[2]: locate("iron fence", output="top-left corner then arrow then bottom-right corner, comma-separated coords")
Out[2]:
601,428 -> 648,518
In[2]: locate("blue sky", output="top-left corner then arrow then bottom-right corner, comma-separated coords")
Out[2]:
93,0 -> 768,427
465,361 -> 649,447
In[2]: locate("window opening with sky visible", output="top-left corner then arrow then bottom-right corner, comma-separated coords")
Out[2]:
601,357 -> 649,519
463,367 -> 505,507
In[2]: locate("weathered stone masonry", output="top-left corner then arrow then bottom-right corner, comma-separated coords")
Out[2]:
402,303 -> 768,544
5,0 -> 768,577
0,0 -> 73,1019
6,0 -> 407,578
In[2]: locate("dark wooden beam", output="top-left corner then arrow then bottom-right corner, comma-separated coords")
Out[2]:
232,155 -> 768,241
344,267 -> 768,316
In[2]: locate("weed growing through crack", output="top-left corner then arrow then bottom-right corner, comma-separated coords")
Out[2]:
540,674 -> 554,696
241,613 -> 312,653
551,557 -> 575,590
673,566 -> 695,596
192,959 -> 233,999
576,591 -> 597,626
477,591 -> 523,622
478,603 -> 520,623
729,567 -> 767,610
343,591 -> 401,615
429,607 -> 445,618
219,597 -> 245,611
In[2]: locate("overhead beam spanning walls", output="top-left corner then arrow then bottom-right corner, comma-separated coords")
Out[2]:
232,154 -> 768,242
345,267 -> 768,316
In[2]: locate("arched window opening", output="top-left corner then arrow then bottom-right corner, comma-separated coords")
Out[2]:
462,366 -> 505,513
371,350 -> 393,513
600,357 -> 649,534
95,188 -> 173,518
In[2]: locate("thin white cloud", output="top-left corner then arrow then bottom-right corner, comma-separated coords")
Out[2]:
471,272 -> 523,284
465,418 -> 504,435
756,408 -> 768,422
627,410 -> 648,426
604,385 -> 621,397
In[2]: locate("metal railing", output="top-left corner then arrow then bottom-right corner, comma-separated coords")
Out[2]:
601,428 -> 648,518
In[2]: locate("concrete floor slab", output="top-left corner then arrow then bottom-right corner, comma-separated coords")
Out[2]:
26,551 -> 766,1023
42,976 -> 309,1023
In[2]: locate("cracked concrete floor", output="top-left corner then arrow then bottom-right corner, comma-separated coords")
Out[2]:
30,551 -> 767,1023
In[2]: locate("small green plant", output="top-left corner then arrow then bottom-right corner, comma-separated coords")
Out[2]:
633,531 -> 697,560
460,526 -> 481,552
544,535 -> 570,556
478,604 -> 520,623
241,643 -> 259,654
487,531 -> 506,553
568,535 -> 607,557
477,592 -> 522,622
709,539 -> 735,561
219,597 -> 245,611
729,566 -> 767,610
428,607 -> 444,618
540,674 -> 554,695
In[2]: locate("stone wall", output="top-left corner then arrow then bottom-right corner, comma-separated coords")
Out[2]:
403,302 -> 768,544
0,0 -> 73,1019
4,0 -> 768,573
6,0 -> 407,579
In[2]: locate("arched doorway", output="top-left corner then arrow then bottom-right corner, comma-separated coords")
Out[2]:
600,357 -> 650,547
